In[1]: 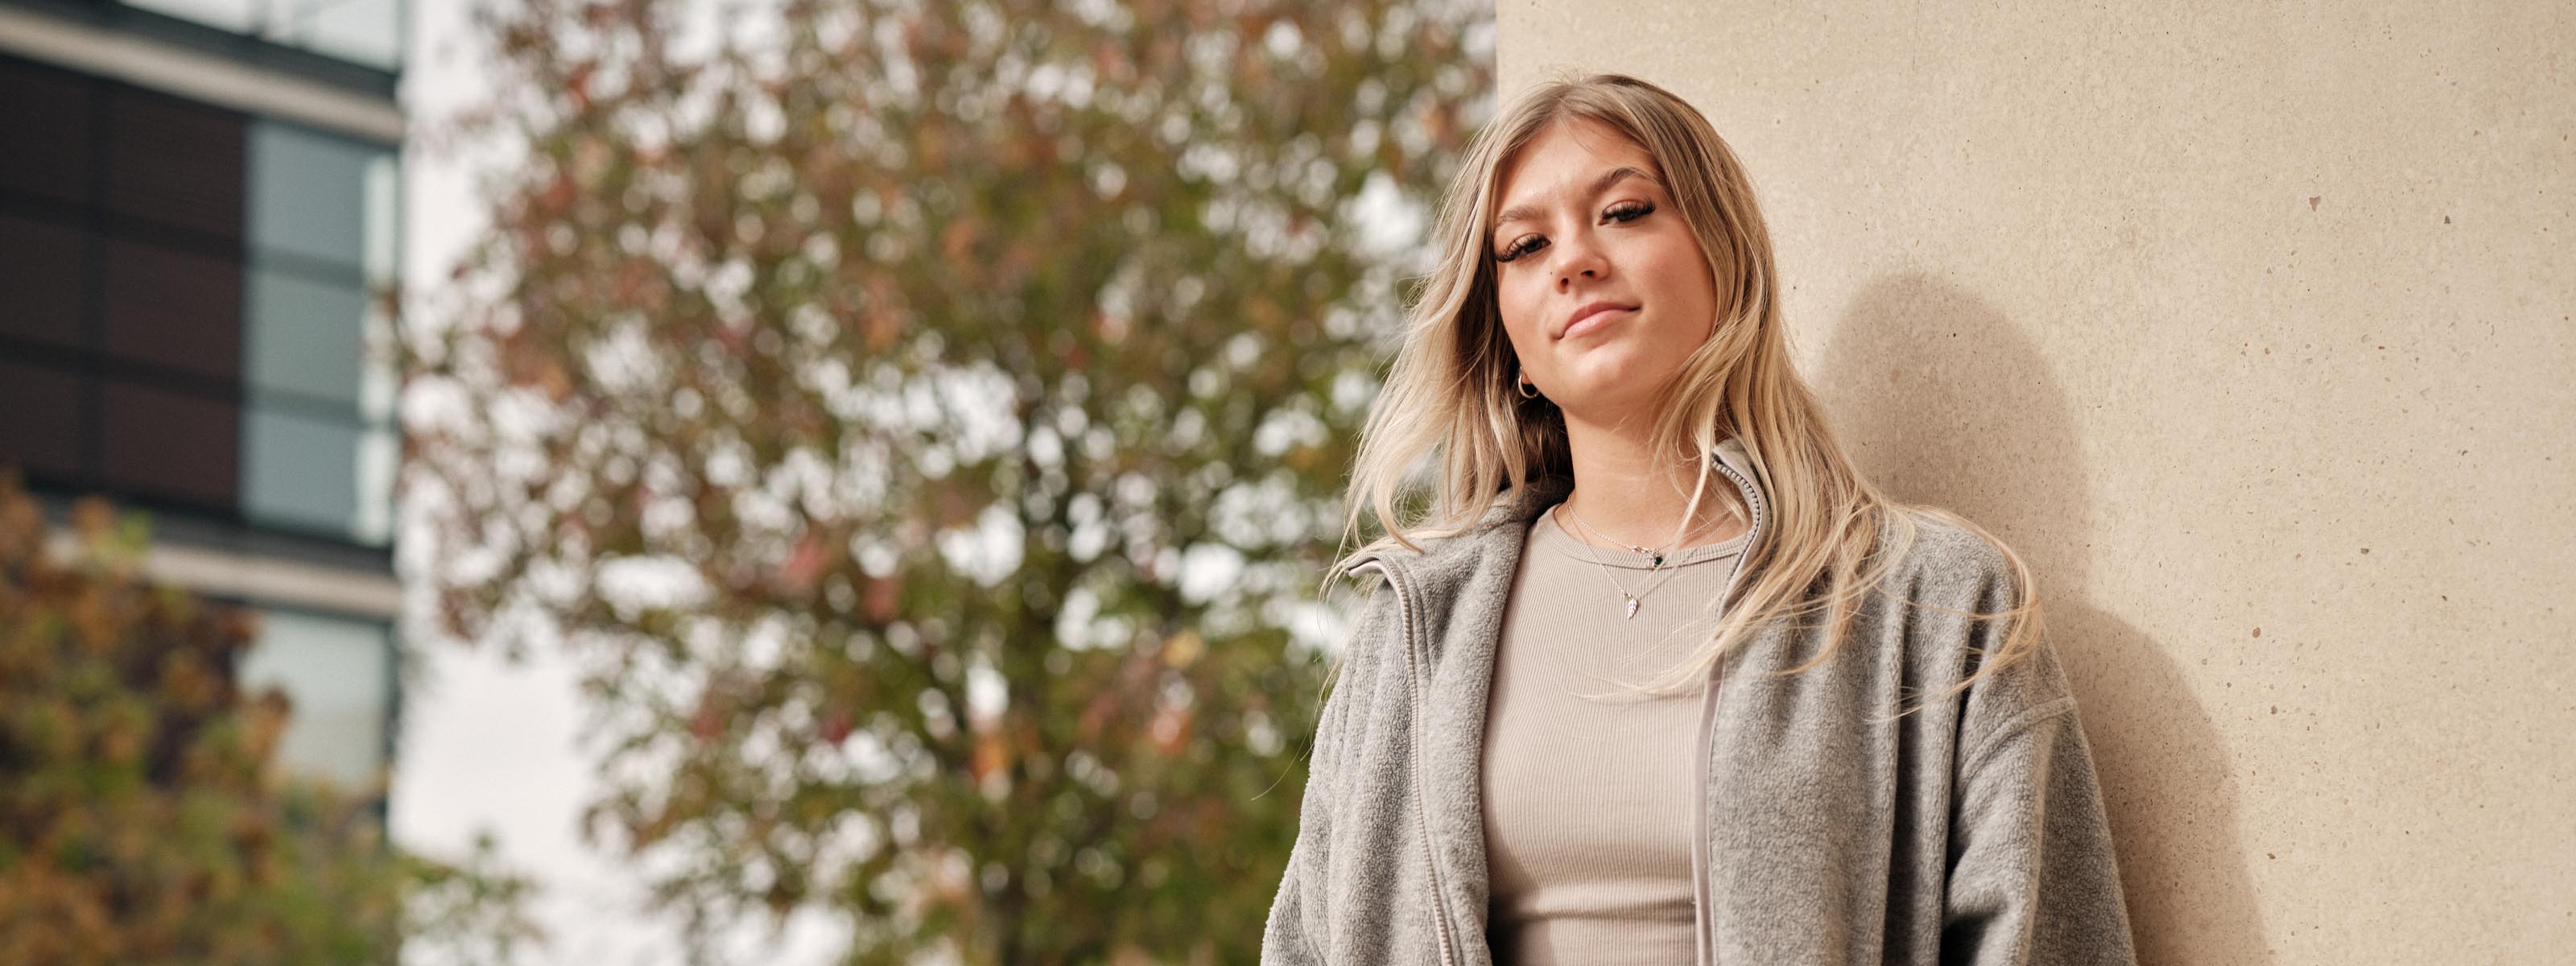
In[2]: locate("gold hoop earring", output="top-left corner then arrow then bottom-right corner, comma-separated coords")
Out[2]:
1517,372 -> 1540,399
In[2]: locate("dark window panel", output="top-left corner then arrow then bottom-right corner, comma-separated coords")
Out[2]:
0,360 -> 84,478
101,237 -> 242,382
0,213 -> 89,351
0,59 -> 94,206
98,379 -> 237,509
105,87 -> 244,242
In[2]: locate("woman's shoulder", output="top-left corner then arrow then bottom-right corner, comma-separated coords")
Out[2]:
1871,506 -> 2057,696
1874,505 -> 2025,603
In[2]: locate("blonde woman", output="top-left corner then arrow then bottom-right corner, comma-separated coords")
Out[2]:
1261,73 -> 2137,965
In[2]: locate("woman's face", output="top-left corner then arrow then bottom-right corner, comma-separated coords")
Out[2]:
1489,117 -> 1719,424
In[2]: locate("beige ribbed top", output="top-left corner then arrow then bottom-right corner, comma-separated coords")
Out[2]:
1480,504 -> 1748,965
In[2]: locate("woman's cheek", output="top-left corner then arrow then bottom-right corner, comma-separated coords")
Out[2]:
1505,290 -> 1542,347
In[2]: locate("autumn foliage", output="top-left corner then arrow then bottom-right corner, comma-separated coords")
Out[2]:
0,478 -> 391,962
406,0 -> 1491,960
0,475 -> 548,963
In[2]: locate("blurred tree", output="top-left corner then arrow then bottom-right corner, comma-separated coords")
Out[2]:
404,0 -> 1490,961
0,476 -> 543,964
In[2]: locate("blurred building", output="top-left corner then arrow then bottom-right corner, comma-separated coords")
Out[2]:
0,0 -> 404,799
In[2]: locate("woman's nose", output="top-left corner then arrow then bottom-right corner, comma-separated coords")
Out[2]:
1553,232 -> 1609,287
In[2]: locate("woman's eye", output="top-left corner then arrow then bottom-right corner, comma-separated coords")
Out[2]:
1495,202 -> 1653,264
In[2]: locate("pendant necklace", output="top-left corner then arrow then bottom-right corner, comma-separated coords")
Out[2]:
1551,502 -> 1729,619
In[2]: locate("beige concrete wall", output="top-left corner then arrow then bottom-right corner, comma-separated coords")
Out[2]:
1500,4 -> 2572,963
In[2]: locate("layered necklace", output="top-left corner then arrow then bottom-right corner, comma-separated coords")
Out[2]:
1553,499 -> 1739,619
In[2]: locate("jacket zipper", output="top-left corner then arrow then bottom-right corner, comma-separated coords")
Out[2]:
1356,559 -> 1463,966
1693,454 -> 1768,966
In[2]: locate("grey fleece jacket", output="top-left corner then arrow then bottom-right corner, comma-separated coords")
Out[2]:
1261,439 -> 2139,965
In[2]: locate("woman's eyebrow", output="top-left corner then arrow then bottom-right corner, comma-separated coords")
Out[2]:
1492,166 -> 1660,233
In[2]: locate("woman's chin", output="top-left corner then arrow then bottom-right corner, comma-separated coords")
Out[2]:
1558,352 -> 1674,396
1550,382 -> 1666,424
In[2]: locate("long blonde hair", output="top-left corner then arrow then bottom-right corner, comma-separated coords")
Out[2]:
1330,72 -> 2043,716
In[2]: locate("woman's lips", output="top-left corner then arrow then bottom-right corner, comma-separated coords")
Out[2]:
1562,305 -> 1636,341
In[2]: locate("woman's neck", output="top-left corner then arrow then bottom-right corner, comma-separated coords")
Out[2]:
1555,414 -> 1746,552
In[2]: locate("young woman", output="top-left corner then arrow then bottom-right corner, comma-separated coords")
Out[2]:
1261,74 -> 2138,965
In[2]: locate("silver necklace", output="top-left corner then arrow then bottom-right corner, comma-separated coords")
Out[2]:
1551,503 -> 1706,619
1562,501 -> 1732,571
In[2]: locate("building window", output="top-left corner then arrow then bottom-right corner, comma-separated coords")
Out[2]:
235,607 -> 395,791
118,0 -> 406,72
243,119 -> 399,546
0,57 -> 399,548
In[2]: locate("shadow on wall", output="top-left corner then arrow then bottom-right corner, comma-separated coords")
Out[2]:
1813,273 -> 2269,964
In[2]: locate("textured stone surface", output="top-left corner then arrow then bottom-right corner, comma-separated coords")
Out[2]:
1499,5 -> 2573,964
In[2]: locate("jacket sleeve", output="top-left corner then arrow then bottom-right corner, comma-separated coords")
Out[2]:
1260,585 -> 1387,964
1258,703 -> 1337,965
1941,638 -> 2140,965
